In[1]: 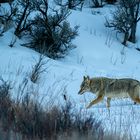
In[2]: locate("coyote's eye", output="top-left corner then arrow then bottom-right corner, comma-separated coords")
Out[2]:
82,82 -> 86,87
82,81 -> 89,89
81,83 -> 85,87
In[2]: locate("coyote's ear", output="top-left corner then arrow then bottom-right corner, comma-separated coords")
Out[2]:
87,76 -> 90,80
83,76 -> 86,80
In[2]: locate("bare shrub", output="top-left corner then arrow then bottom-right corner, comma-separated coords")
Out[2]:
91,0 -> 104,8
9,35 -> 17,47
0,2 -> 17,35
14,0 -> 34,37
30,55 -> 49,83
105,0 -> 140,45
0,0 -> 14,3
105,0 -> 117,4
23,6 -> 78,59
55,0 -> 85,10
105,5 -> 132,45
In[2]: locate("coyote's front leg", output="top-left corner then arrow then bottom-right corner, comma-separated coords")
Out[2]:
86,94 -> 104,109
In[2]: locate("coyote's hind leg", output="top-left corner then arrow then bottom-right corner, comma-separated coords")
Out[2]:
129,91 -> 140,104
106,97 -> 111,116
86,95 -> 104,109
132,98 -> 140,104
107,97 -> 111,108
129,96 -> 140,104
134,102 -> 137,105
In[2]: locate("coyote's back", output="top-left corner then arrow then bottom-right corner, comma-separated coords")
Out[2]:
78,76 -> 140,108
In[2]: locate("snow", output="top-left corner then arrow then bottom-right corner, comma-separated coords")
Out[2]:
1,3 -> 140,139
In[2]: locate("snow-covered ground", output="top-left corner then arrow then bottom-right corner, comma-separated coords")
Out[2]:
1,3 -> 140,139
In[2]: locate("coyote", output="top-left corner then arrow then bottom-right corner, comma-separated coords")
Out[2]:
78,76 -> 140,109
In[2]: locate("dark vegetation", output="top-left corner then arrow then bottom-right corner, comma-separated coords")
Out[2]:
0,78 -> 103,140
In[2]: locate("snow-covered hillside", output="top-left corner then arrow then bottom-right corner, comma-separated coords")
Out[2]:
1,3 -> 140,139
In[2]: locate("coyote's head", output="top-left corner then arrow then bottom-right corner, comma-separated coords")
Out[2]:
78,76 -> 91,95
